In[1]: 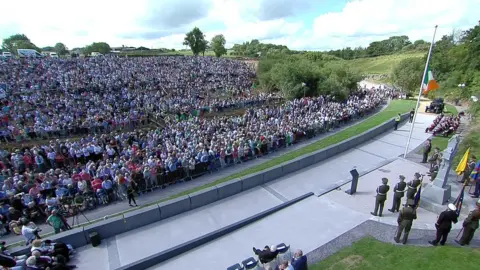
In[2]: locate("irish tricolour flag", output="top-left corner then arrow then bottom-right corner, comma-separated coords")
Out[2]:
422,65 -> 440,95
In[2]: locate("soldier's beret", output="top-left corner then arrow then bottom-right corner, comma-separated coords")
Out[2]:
399,175 -> 405,180
382,177 -> 388,183
414,172 -> 421,178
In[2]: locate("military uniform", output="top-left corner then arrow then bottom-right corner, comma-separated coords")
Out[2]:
389,175 -> 407,213
394,199 -> 417,244
406,173 -> 422,200
371,178 -> 390,217
457,200 -> 480,246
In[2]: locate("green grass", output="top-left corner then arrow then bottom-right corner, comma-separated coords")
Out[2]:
311,237 -> 480,270
7,100 -> 415,248
347,52 -> 425,75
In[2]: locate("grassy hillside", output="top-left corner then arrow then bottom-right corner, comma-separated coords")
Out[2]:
346,52 -> 425,75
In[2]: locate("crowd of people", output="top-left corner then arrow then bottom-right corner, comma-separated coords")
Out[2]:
0,239 -> 76,269
0,56 -> 273,141
0,55 -> 400,252
425,114 -> 460,137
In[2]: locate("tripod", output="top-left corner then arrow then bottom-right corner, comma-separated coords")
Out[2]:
69,204 -> 91,228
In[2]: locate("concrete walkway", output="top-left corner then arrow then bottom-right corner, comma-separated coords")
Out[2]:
67,112 -> 474,270
2,104 -> 388,244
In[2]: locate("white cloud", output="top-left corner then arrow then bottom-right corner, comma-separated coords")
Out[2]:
0,0 -> 479,51
307,0 -> 480,50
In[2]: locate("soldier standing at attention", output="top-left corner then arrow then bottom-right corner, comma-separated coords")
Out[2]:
394,199 -> 417,244
456,199 -> 480,246
389,175 -> 407,213
394,113 -> 401,130
371,178 -> 390,217
406,173 -> 422,200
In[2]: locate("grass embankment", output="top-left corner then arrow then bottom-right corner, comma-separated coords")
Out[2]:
9,100 -> 414,247
347,52 -> 425,76
311,237 -> 480,270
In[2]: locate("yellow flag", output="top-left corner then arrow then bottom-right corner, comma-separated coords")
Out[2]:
455,148 -> 470,175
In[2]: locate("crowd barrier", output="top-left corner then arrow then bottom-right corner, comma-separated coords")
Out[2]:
10,112 -> 409,257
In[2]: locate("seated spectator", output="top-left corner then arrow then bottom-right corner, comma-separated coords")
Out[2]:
253,245 -> 279,264
291,249 -> 307,270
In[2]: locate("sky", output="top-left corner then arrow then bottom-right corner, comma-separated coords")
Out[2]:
0,0 -> 479,51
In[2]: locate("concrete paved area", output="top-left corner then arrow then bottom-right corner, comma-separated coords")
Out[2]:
70,113 -> 451,270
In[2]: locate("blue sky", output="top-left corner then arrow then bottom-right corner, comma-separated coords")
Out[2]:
0,0 -> 479,51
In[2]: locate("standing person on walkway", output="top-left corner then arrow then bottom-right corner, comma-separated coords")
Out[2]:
409,108 -> 415,123
469,159 -> 480,198
394,199 -> 417,244
389,175 -> 407,213
126,183 -> 138,207
456,199 -> 480,246
406,173 -> 422,200
371,178 -> 390,217
394,113 -> 401,130
428,147 -> 440,170
422,139 -> 432,163
429,203 -> 458,246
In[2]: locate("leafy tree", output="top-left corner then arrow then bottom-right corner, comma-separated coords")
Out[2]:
210,34 -> 227,57
183,27 -> 208,56
1,34 -> 39,53
54,42 -> 68,55
231,40 -> 290,57
392,57 -> 424,95
84,42 -> 111,55
41,46 -> 55,52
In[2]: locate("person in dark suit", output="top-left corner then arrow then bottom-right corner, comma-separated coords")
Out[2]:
253,245 -> 278,264
291,249 -> 307,270
422,139 -> 432,163
371,178 -> 390,217
429,203 -> 458,246
409,108 -> 415,123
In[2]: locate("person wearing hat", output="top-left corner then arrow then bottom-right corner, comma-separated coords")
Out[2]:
371,178 -> 390,217
394,199 -> 417,244
406,173 -> 422,200
456,198 -> 480,246
429,203 -> 458,246
389,175 -> 407,213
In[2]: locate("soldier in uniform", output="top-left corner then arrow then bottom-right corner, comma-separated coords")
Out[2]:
429,203 -> 458,246
371,178 -> 390,217
406,173 -> 422,200
389,175 -> 407,213
455,199 -> 480,246
428,147 -> 440,170
394,199 -> 417,244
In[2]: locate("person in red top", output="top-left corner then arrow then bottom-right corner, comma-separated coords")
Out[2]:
23,153 -> 33,170
91,178 -> 103,192
71,172 -> 81,183
79,170 -> 91,182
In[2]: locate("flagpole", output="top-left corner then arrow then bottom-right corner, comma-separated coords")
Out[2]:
403,25 -> 439,158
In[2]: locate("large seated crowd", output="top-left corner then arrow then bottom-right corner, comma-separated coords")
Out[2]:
0,55 -> 400,269
425,114 -> 460,137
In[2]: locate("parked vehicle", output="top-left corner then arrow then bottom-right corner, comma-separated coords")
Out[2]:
425,98 -> 445,114
17,49 -> 43,58
1,52 -> 13,59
